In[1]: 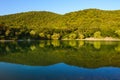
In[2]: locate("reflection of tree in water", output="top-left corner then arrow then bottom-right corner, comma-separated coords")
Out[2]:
93,41 -> 101,49
0,40 -> 120,68
78,41 -> 84,47
39,41 -> 45,48
115,44 -> 120,52
0,41 -> 38,55
0,40 -> 118,55
69,40 -> 77,47
30,45 -> 36,51
51,40 -> 60,47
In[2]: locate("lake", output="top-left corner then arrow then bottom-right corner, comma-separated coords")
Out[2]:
0,40 -> 120,80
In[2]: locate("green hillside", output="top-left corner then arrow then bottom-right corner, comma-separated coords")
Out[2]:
0,9 -> 120,40
0,11 -> 64,30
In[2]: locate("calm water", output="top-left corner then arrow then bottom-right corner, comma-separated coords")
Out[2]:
0,40 -> 120,80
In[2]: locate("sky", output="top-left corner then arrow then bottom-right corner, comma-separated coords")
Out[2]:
0,0 -> 120,15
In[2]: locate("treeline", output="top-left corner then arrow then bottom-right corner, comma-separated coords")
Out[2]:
0,23 -> 75,40
1,9 -> 120,40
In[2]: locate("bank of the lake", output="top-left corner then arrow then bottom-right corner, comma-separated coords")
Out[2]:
62,37 -> 120,41
1,37 -> 120,42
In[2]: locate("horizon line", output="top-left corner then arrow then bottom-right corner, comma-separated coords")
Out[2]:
1,8 -> 120,16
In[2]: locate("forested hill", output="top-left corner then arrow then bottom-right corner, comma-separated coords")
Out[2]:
0,11 -> 63,29
1,9 -> 120,40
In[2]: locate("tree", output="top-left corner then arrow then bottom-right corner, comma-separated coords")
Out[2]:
30,30 -> 36,36
51,33 -> 60,40
39,33 -> 45,38
69,33 -> 77,39
94,31 -> 101,38
78,34 -> 84,39
115,30 -> 120,38
46,34 -> 51,39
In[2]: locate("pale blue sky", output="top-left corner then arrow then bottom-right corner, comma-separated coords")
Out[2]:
0,0 -> 120,15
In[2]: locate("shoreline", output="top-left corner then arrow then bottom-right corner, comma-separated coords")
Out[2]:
1,37 -> 120,41
83,37 -> 120,41
62,37 -> 120,41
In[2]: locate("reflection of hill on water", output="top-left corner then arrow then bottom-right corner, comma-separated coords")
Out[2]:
0,40 -> 120,68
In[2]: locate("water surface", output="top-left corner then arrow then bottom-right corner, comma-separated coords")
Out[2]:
0,40 -> 120,80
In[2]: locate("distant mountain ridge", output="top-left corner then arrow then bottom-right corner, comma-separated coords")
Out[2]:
0,9 -> 120,40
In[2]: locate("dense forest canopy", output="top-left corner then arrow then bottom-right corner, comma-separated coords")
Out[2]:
0,9 -> 120,40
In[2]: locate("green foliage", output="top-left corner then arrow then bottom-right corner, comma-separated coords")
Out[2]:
5,30 -> 10,36
69,33 -> 77,39
39,33 -> 45,38
0,9 -> 120,40
78,34 -> 84,39
46,34 -> 51,39
115,30 -> 120,37
51,33 -> 60,40
94,31 -> 102,38
30,30 -> 36,36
